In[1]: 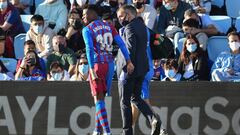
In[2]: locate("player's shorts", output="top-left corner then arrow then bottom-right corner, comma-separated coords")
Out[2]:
89,62 -> 114,96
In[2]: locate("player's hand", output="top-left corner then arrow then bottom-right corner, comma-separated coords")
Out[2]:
90,68 -> 98,81
126,60 -> 134,74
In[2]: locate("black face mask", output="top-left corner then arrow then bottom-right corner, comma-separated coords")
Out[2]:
28,58 -> 36,66
134,2 -> 144,9
72,19 -> 83,30
58,44 -> 65,53
120,14 -> 130,26
109,1 -> 118,7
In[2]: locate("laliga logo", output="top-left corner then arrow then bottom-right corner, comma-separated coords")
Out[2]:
0,96 -> 240,135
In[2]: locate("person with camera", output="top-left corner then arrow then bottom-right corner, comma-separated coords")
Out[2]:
65,8 -> 85,56
15,50 -> 45,81
26,14 -> 56,58
46,35 -> 77,77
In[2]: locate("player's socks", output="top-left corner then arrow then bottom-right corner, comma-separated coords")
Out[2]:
94,112 -> 101,133
96,100 -> 111,133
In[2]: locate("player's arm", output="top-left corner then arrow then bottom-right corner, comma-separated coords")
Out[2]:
82,27 -> 98,79
114,33 -> 134,74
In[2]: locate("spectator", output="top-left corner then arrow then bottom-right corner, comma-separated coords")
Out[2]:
211,32 -> 240,82
132,0 -> 157,30
156,0 -> 191,35
47,61 -> 70,81
11,0 -> 32,14
69,0 -> 87,9
15,50 -> 45,80
174,9 -> 220,55
46,35 -> 77,76
184,0 -> 211,14
0,29 -> 6,57
183,9 -> 220,36
65,8 -> 85,56
0,59 -> 13,80
152,59 -> 165,80
26,14 -> 55,58
178,34 -> 209,81
16,40 -> 47,78
70,53 -> 89,81
35,0 -> 68,34
0,0 -> 25,38
162,58 -> 181,81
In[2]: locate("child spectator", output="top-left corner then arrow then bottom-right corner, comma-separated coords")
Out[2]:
162,58 -> 182,81
48,61 -> 70,81
152,59 -> 165,80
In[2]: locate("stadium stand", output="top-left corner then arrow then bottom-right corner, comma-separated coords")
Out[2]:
209,15 -> 231,34
14,33 -> 26,59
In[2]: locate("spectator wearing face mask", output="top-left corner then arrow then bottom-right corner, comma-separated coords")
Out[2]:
178,34 -> 209,81
26,14 -> 55,58
16,40 -> 47,78
132,0 -> 157,30
162,58 -> 181,81
35,0 -> 68,34
48,61 -> 70,81
46,35 -> 77,76
65,8 -> 85,55
156,0 -> 191,35
70,53 -> 89,81
211,32 -> 240,82
15,50 -> 45,80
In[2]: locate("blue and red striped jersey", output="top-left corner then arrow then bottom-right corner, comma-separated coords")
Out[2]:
82,20 -> 130,68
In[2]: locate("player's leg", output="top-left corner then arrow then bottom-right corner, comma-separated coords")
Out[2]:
90,63 -> 111,135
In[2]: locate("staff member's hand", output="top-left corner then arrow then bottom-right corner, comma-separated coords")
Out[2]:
126,60 -> 134,74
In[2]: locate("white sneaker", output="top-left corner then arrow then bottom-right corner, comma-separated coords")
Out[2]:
103,133 -> 111,135
160,128 -> 168,135
92,131 -> 101,135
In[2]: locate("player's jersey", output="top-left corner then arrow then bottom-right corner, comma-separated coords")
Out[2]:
82,20 -> 130,69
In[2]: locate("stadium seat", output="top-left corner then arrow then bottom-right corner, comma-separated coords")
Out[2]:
14,33 -> 26,59
225,0 -> 240,19
235,17 -> 240,32
20,15 -> 33,32
0,57 -> 17,73
209,15 -> 232,34
211,0 -> 224,8
175,38 -> 185,58
207,36 -> 230,65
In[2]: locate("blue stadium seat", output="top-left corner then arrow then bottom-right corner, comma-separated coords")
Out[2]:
175,38 -> 185,58
14,33 -> 26,59
225,0 -> 240,19
207,36 -> 230,65
235,17 -> 240,32
211,0 -> 224,8
209,15 -> 232,34
0,57 -> 17,73
20,15 -> 33,32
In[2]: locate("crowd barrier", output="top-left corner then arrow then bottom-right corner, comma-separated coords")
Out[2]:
0,81 -> 239,135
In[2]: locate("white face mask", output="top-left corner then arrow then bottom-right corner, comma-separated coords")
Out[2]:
32,25 -> 43,34
0,1 -> 8,9
229,42 -> 240,51
78,64 -> 89,75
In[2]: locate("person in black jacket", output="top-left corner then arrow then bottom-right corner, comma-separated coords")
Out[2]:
116,5 -> 165,135
178,34 -> 209,81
